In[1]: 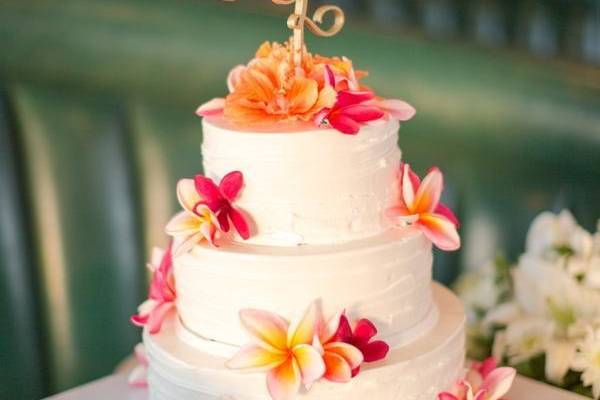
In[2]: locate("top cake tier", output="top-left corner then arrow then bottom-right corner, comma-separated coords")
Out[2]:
201,117 -> 401,246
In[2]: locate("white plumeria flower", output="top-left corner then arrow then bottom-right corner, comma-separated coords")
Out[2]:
572,327 -> 600,400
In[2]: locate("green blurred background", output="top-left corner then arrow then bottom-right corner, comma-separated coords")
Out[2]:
0,0 -> 599,398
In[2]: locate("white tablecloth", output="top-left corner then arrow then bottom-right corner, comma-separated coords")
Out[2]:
45,373 -> 588,400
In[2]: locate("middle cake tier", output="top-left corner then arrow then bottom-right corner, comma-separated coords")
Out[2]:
174,226 -> 434,348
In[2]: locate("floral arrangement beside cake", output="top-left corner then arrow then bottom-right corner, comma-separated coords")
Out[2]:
125,1 -> 517,399
456,210 -> 600,399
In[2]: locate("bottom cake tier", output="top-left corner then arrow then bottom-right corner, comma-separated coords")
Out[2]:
144,283 -> 465,400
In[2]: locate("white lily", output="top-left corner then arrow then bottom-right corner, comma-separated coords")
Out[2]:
503,318 -> 551,365
525,210 -> 593,261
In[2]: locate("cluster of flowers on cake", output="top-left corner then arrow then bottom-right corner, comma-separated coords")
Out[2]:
226,301 -> 389,400
438,357 -> 516,400
456,210 -> 600,399
131,243 -> 176,335
166,171 -> 251,254
197,41 -> 416,135
388,163 -> 461,251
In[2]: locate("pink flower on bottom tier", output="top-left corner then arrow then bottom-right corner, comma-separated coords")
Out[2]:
128,343 -> 149,388
131,244 -> 176,335
316,313 -> 364,382
387,163 -> 461,251
438,358 -> 516,400
226,302 -> 325,400
332,314 -> 390,377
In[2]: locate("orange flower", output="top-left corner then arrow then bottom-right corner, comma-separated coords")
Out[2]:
224,41 -> 337,126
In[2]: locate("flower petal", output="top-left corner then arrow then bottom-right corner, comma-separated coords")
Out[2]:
293,344 -> 326,384
128,365 -> 148,388
217,211 -> 230,233
361,340 -> 389,363
226,344 -> 288,372
219,171 -> 244,201
329,113 -> 361,135
320,311 -> 343,344
338,104 -> 385,123
227,65 -> 246,93
334,314 -> 353,343
477,357 -> 498,379
194,175 -> 222,209
413,167 -> 443,214
267,358 -> 301,400
324,342 -> 363,369
287,77 -> 319,114
229,207 -> 251,240
239,309 -> 289,352
288,302 -> 319,348
418,212 -> 461,251
336,90 -> 375,108
545,340 -> 576,384
435,203 -> 460,228
479,367 -> 516,400
196,98 -> 225,117
130,313 -> 149,327
438,393 -> 459,400
146,302 -> 174,334
323,351 -> 352,383
176,179 -> 201,213
149,247 -> 166,271
199,220 -> 218,246
377,99 -> 416,121
165,211 -> 200,236
134,343 -> 148,366
172,231 -> 207,256
353,319 -> 377,345
324,65 -> 336,87
400,163 -> 417,211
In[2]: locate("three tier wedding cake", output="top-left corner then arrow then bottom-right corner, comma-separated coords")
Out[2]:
129,4 -> 481,399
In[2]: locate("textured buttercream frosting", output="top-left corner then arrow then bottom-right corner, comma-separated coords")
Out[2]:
174,227 -> 433,347
145,284 -> 465,400
201,117 -> 401,246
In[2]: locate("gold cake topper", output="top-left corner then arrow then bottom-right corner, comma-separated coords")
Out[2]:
223,0 -> 345,67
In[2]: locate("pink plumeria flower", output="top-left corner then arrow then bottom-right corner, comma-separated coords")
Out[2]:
315,312 -> 364,383
128,343 -> 149,388
315,89 -> 385,135
226,302 -> 326,400
165,178 -> 221,254
131,245 -> 176,334
439,358 -> 516,400
332,314 -> 389,377
193,171 -> 250,240
387,163 -> 461,251
315,65 -> 415,135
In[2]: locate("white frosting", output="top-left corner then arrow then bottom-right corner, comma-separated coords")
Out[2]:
174,227 -> 433,347
144,284 -> 465,400
201,118 -> 401,246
